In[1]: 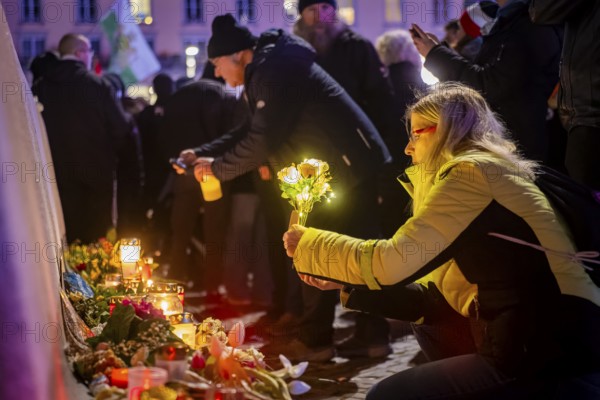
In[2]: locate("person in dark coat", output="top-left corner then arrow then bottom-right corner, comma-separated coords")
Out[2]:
410,0 -> 562,163
160,79 -> 249,292
292,0 -> 397,358
102,72 -> 144,238
29,51 -> 59,85
530,0 -> 600,191
32,33 -> 130,243
181,14 -> 391,362
135,73 -> 175,252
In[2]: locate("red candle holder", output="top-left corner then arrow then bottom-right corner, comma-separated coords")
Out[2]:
110,368 -> 128,388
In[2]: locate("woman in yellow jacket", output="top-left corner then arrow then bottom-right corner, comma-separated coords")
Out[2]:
283,83 -> 600,399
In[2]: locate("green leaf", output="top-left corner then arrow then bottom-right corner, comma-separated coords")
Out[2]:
87,303 -> 137,348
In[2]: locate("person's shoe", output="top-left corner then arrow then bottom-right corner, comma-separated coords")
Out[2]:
335,335 -> 393,358
262,312 -> 302,337
260,338 -> 334,363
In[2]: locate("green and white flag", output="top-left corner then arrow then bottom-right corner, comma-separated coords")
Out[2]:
100,2 -> 160,85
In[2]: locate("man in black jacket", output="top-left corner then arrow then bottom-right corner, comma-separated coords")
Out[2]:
411,0 -> 561,163
530,0 -> 600,191
160,79 -> 250,293
33,34 -> 130,243
180,14 -> 391,362
293,0 -> 396,359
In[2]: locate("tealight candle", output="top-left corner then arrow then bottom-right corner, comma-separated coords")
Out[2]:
110,368 -> 128,389
127,367 -> 167,400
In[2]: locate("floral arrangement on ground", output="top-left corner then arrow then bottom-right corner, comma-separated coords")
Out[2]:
63,237 -> 310,400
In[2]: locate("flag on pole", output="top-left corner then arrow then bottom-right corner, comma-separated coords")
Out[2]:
100,1 -> 160,85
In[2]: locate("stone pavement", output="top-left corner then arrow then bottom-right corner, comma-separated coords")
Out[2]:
186,294 -> 422,399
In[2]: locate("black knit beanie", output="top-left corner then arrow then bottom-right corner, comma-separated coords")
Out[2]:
298,0 -> 337,14
207,14 -> 257,58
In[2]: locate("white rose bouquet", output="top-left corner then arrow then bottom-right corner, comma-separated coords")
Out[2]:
277,159 -> 334,226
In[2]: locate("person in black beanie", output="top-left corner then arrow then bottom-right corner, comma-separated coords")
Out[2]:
176,14 -> 391,362
206,14 -> 257,59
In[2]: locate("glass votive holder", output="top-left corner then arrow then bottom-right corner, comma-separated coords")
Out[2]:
168,312 -> 196,349
127,366 -> 167,400
120,238 -> 141,280
146,282 -> 183,316
177,285 -> 185,306
154,342 -> 189,381
123,278 -> 142,294
199,174 -> 222,202
104,273 -> 123,287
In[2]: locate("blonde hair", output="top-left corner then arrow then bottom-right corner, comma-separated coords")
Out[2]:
375,29 -> 422,68
406,82 -> 537,176
405,82 -> 538,211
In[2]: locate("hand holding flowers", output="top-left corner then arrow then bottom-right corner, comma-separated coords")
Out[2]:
278,159 -> 333,226
282,224 -> 306,257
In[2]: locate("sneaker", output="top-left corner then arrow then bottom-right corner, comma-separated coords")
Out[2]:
335,336 -> 393,359
262,312 -> 302,337
261,338 -> 334,363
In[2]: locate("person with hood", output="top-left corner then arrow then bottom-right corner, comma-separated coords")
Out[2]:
283,83 -> 600,399
410,0 -> 561,163
178,14 -> 391,362
32,33 -> 130,243
292,0 -> 398,359
530,0 -> 600,191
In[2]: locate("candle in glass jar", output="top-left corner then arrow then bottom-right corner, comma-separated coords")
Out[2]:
177,285 -> 185,306
169,313 -> 196,348
127,367 -> 167,400
104,273 -> 122,287
110,368 -> 128,388
120,238 -> 141,279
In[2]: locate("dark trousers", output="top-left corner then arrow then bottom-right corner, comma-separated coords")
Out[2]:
56,173 -> 113,243
255,177 -> 303,316
565,125 -> 600,191
366,294 -> 600,400
298,177 -> 389,347
169,173 -> 229,290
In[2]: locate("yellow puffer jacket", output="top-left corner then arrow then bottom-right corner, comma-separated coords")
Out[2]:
294,153 -> 600,317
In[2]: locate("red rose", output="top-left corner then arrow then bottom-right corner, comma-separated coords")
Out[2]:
76,263 -> 87,271
191,353 -> 206,370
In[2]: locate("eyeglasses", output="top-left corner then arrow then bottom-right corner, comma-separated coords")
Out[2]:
408,125 -> 437,142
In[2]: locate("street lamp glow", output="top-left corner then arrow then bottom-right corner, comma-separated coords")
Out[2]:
185,46 -> 199,56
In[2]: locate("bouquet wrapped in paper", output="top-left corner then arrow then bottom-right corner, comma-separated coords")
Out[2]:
277,159 -> 334,226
